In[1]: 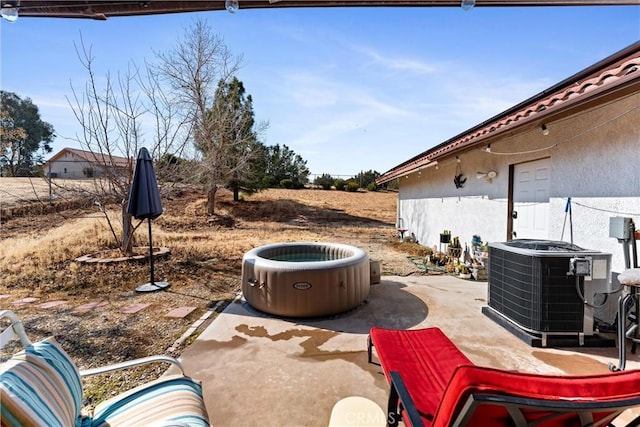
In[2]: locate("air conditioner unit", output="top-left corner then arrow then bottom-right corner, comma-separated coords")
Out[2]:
483,239 -> 615,347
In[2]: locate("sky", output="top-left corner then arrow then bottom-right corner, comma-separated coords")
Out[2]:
1,5 -> 639,178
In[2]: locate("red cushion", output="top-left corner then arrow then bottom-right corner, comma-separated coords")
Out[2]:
370,327 -> 640,427
434,365 -> 640,427
369,327 -> 473,424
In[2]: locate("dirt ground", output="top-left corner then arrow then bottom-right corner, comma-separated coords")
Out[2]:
0,185 -> 428,405
0,177 -> 99,206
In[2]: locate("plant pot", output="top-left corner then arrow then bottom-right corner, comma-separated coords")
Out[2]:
448,247 -> 462,258
472,266 -> 487,281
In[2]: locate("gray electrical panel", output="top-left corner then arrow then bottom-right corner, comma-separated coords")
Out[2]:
609,217 -> 632,240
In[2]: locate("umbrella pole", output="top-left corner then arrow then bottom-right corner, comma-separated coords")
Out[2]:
135,218 -> 169,293
148,218 -> 155,286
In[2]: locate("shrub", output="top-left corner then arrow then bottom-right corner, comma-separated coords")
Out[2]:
280,178 -> 295,189
333,178 -> 346,191
262,175 -> 276,188
314,173 -> 334,190
345,181 -> 360,192
366,182 -> 378,192
352,169 -> 381,189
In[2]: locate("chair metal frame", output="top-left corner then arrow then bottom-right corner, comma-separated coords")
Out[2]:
0,309 -> 32,349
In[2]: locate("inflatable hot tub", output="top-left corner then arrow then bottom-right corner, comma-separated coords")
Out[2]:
241,242 -> 370,317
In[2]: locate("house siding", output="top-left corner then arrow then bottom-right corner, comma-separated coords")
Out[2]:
46,149 -> 129,179
47,151 -> 93,179
398,92 -> 639,274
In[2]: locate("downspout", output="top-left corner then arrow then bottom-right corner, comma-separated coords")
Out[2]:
507,164 -> 515,240
396,193 -> 402,230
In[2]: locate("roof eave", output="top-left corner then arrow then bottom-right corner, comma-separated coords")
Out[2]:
376,44 -> 640,185
16,1 -> 640,19
377,75 -> 640,184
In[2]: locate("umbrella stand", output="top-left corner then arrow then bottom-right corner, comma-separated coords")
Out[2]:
128,147 -> 168,293
135,218 -> 170,293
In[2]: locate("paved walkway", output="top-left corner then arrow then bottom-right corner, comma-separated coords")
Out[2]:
175,275 -> 640,426
2,295 -> 196,318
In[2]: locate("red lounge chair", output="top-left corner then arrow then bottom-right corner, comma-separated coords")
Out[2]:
368,327 -> 640,427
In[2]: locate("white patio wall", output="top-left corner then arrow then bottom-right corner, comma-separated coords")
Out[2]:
397,92 -> 639,275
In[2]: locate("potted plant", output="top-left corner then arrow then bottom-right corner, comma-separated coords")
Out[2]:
459,264 -> 472,279
448,236 -> 462,259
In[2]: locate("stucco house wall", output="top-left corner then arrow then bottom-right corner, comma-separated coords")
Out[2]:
47,150 -> 94,178
45,148 -> 130,180
548,93 -> 639,274
397,92 -> 639,274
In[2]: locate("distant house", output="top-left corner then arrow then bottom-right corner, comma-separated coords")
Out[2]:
44,147 -> 131,179
377,41 -> 640,274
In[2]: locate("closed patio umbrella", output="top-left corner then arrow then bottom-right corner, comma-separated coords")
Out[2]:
127,147 -> 169,292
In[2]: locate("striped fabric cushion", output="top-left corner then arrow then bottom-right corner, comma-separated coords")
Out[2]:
0,337 -> 83,427
91,374 -> 210,427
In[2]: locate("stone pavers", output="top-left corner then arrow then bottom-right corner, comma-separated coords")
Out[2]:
12,297 -> 40,306
36,300 -> 67,309
75,247 -> 171,264
165,306 -> 196,318
2,297 -> 196,319
121,303 -> 152,314
74,301 -> 109,312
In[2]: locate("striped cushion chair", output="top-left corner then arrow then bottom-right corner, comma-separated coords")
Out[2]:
90,375 -> 209,427
1,337 -> 210,427
0,337 -> 82,426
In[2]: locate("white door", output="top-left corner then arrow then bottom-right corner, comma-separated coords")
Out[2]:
513,158 -> 550,240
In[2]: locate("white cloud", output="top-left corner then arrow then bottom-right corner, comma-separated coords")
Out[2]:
260,50 -> 562,175
351,44 -> 439,75
29,94 -> 79,142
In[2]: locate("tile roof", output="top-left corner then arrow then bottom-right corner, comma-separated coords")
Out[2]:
378,41 -> 640,183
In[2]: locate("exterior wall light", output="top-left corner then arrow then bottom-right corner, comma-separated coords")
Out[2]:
461,0 -> 475,10
1,2 -> 19,22
226,0 -> 239,13
542,124 -> 550,136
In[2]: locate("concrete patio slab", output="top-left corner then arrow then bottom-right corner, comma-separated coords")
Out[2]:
176,274 -> 640,426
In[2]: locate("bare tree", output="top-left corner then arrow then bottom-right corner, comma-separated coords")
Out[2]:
64,19 -> 253,257
154,19 -> 253,215
66,36 -> 191,255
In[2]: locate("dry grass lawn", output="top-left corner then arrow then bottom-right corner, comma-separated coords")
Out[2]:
1,177 -> 54,206
0,177 -> 101,207
0,186 -> 428,407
